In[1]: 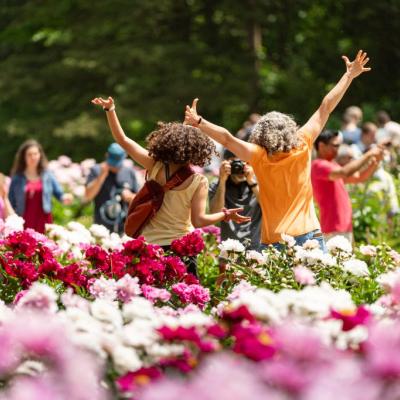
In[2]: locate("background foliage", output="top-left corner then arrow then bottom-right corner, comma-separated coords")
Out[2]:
1,0 -> 400,171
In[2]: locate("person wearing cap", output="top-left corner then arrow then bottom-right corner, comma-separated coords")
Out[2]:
85,143 -> 139,233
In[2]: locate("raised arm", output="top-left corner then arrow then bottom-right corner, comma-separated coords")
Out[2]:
329,147 -> 382,181
299,50 -> 371,142
185,99 -> 257,162
91,97 -> 154,170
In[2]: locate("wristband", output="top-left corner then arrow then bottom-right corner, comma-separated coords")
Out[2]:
103,105 -> 115,112
222,207 -> 230,222
197,116 -> 202,125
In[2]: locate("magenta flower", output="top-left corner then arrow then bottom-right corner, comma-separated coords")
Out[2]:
331,306 -> 371,331
171,230 -> 205,257
232,323 -> 276,361
171,283 -> 210,309
117,367 -> 162,393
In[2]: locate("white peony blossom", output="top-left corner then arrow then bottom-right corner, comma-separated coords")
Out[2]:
2,214 -> 25,236
281,233 -> 296,247
246,250 -> 268,264
123,297 -> 156,322
218,239 -> 245,257
302,239 -> 320,250
376,270 -> 400,291
90,224 -> 110,239
112,345 -> 143,374
342,259 -> 369,277
90,299 -> 123,328
326,236 -> 352,253
16,282 -> 58,313
359,245 -> 377,257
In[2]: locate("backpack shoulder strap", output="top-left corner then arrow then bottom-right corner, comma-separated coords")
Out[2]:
163,165 -> 194,191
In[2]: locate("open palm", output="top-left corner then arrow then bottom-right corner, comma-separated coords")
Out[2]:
342,50 -> 371,79
91,96 -> 114,109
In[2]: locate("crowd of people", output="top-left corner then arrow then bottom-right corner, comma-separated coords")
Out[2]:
1,50 -> 400,271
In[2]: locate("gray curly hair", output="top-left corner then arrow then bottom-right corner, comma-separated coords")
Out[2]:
249,111 -> 300,155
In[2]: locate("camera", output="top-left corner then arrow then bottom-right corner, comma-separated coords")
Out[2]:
230,159 -> 245,175
384,141 -> 392,148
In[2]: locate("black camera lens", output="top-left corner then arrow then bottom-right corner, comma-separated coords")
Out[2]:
230,160 -> 245,175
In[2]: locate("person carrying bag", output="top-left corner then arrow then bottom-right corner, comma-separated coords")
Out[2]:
125,164 -> 193,238
91,96 -> 250,271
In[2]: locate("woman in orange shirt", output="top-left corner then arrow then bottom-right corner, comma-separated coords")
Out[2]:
185,51 -> 371,250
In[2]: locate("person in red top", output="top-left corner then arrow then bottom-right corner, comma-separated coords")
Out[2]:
9,140 -> 73,233
311,130 -> 383,243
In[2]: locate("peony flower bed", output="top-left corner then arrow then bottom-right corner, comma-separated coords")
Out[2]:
2,215 -> 400,399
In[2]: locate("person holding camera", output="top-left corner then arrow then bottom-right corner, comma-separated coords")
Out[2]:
85,143 -> 139,234
209,149 -> 261,249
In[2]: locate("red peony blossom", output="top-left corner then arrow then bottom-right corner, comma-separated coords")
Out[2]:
123,237 -> 147,256
182,273 -> 200,285
85,245 -> 111,274
232,323 -> 276,361
3,230 -> 39,258
170,230 -> 205,257
158,326 -> 201,343
116,367 -> 162,393
159,349 -> 198,373
222,305 -> 256,324
330,306 -> 371,331
37,259 -> 62,277
1,257 -> 39,288
56,263 -> 88,289
162,256 -> 187,281
110,251 -> 130,279
207,323 -> 228,339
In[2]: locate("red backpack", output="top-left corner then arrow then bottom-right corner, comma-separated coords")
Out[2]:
124,164 -> 194,238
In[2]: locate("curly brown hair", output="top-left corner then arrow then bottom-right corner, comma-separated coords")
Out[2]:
146,122 -> 218,167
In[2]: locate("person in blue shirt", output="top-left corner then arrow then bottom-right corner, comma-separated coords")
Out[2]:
9,139 -> 72,233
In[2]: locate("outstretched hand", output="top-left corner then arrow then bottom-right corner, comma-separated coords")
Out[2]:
342,50 -> 371,79
224,207 -> 251,224
91,96 -> 115,110
185,98 -> 201,126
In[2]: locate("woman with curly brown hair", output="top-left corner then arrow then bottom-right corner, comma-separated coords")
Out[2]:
91,96 -> 249,251
185,51 -> 372,250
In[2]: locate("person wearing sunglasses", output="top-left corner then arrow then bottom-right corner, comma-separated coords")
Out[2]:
311,130 -> 383,244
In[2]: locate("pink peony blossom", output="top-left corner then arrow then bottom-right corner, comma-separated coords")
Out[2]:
89,276 -> 117,301
141,285 -> 171,303
171,283 -> 210,309
293,265 -> 316,285
116,274 -> 142,303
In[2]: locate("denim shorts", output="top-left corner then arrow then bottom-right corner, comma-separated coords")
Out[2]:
260,229 -> 327,252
